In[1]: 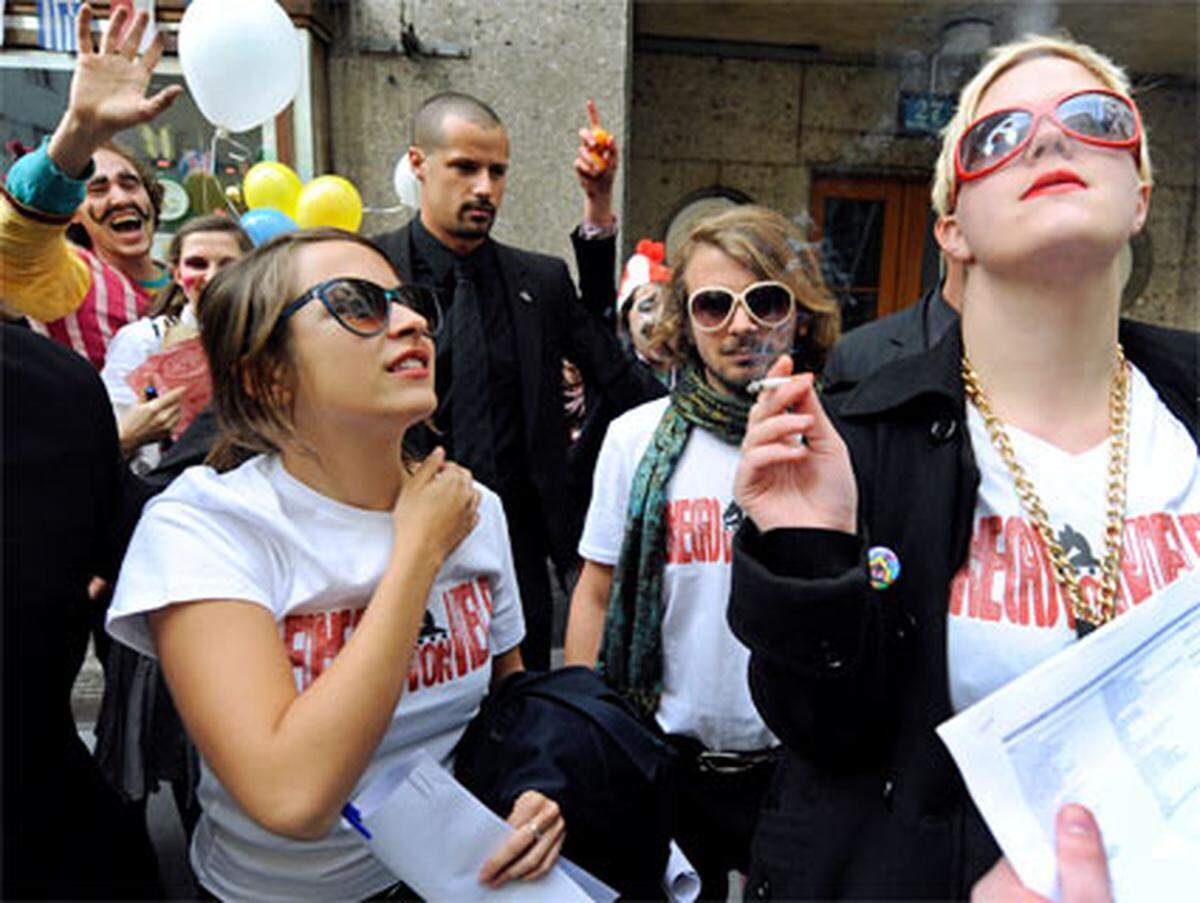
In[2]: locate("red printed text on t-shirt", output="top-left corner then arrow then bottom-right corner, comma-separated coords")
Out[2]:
282,576 -> 494,692
949,512 -> 1200,628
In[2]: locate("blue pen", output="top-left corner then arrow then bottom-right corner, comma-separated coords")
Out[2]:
342,803 -> 372,840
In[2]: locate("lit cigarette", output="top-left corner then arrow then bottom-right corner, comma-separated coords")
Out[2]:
747,376 -> 796,394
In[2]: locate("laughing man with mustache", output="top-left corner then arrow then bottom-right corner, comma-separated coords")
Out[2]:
0,5 -> 180,370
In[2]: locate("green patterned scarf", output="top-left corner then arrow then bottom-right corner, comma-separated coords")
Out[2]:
597,365 -> 751,717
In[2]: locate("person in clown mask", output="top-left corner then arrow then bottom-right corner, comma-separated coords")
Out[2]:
615,239 -> 675,380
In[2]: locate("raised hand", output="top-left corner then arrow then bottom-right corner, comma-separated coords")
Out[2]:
734,355 -> 858,534
574,100 -> 618,228
478,790 -> 566,888
49,5 -> 183,176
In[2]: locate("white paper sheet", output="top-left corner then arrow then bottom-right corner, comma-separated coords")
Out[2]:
664,840 -> 700,903
350,750 -> 616,902
937,571 -> 1200,900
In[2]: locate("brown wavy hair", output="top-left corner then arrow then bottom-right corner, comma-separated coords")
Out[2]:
146,214 -> 253,324
198,228 -> 402,472
649,205 -> 841,373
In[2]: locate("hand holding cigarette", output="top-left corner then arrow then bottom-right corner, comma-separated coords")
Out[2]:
734,355 -> 859,534
747,375 -> 799,395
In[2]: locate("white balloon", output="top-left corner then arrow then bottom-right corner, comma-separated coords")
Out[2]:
393,153 -> 422,209
179,0 -> 302,133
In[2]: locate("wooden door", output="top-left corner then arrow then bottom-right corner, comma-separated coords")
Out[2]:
811,177 -> 930,332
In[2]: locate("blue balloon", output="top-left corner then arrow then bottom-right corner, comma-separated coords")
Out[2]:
240,207 -> 297,246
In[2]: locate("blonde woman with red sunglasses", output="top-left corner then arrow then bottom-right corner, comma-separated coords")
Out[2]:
727,35 -> 1197,899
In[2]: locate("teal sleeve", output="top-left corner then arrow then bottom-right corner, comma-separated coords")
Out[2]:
5,138 -> 93,216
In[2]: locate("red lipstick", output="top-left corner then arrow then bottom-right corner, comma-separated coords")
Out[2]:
1022,168 -> 1087,200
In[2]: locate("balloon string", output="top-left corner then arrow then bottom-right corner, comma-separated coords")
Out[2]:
223,134 -> 253,163
207,128 -> 222,177
205,127 -> 246,220
203,128 -> 225,215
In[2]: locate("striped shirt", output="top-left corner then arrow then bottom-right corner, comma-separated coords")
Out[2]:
27,246 -> 155,370
1,141 -> 166,370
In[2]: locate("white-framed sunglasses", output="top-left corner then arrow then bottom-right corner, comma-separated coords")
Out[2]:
686,280 -> 796,332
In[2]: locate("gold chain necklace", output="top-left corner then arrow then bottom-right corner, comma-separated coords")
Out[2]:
961,347 -> 1130,630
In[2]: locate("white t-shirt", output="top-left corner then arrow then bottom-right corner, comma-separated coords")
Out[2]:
580,396 -> 777,752
100,307 -> 197,474
107,454 -> 525,901
948,366 -> 1200,712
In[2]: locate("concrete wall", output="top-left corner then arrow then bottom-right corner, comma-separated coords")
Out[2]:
326,0 -> 632,270
1133,85 -> 1198,330
627,50 -> 1199,330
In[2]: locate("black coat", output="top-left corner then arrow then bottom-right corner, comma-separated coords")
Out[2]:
374,223 -> 664,571
570,225 -> 618,330
2,325 -> 160,898
454,667 -> 677,900
728,320 -> 1198,899
821,287 -> 958,391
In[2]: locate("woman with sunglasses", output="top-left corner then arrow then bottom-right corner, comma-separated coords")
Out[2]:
728,35 -> 1197,899
106,229 -> 565,900
565,205 -> 839,898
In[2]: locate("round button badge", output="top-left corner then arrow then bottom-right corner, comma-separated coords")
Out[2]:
868,545 -> 901,590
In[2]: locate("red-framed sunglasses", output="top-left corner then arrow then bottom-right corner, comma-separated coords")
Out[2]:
954,89 -> 1142,189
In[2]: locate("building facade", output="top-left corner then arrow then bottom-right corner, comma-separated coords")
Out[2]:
3,1 -> 1195,330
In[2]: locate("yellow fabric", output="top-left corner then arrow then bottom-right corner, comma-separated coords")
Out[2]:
0,191 -> 91,321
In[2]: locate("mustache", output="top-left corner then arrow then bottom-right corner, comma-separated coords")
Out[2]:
719,337 -> 773,356
460,202 -> 495,216
96,202 -> 151,225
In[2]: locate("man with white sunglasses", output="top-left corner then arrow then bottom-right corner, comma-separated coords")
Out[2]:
564,205 -> 841,899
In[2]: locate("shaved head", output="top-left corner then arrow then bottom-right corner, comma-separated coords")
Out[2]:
412,92 -> 504,150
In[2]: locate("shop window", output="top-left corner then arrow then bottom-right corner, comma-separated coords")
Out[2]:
0,54 -> 280,258
811,177 -> 931,332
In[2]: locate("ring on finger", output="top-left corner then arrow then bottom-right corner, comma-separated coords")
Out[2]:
525,820 -> 542,841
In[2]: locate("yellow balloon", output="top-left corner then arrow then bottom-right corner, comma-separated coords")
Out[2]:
243,161 -> 302,218
295,175 -> 363,232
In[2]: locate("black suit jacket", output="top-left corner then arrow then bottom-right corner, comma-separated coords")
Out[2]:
374,222 -> 664,571
822,287 -> 958,390
570,225 -> 618,329
2,326 -> 160,897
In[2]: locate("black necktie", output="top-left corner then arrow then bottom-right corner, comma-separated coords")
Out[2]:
450,261 -> 497,487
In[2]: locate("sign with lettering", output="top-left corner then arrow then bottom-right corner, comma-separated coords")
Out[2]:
898,91 -> 957,136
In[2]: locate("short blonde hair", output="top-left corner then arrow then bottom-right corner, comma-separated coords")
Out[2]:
932,33 -> 1153,216
650,205 -> 841,372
